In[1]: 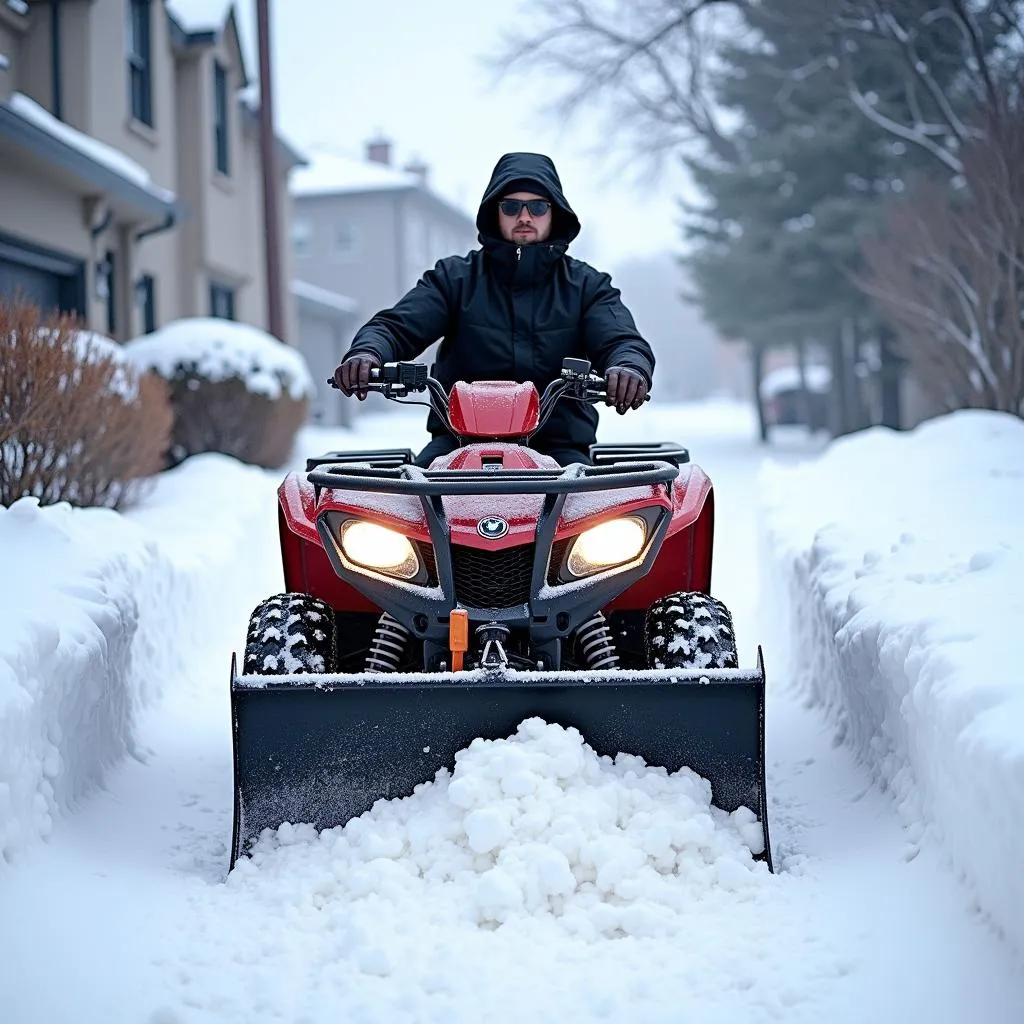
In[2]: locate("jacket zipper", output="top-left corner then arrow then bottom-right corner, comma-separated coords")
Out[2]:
516,246 -> 521,262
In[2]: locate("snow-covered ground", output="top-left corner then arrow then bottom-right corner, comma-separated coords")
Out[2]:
0,401 -> 1022,1022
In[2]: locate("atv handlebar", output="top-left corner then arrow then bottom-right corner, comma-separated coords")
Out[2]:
326,358 -> 648,440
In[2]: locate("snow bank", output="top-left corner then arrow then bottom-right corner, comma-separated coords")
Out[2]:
124,318 -> 315,401
0,455 -> 280,863
759,410 -> 1024,954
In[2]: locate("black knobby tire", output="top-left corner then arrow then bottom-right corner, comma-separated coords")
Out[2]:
243,593 -> 336,675
645,591 -> 738,670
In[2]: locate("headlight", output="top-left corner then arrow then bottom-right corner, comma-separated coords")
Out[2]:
566,516 -> 647,577
339,520 -> 420,580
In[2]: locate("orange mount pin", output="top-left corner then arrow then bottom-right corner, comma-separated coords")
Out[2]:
449,608 -> 469,671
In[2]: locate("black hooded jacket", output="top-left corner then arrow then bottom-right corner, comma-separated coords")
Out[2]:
344,152 -> 656,452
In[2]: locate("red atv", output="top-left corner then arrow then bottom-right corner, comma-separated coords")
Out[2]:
230,358 -> 770,867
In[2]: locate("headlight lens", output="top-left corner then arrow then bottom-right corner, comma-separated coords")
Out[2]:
566,516 -> 647,577
339,520 -> 420,580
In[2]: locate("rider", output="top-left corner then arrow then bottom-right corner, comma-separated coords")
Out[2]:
333,152 -> 655,467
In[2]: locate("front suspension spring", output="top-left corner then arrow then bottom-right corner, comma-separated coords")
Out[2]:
365,612 -> 411,672
576,612 -> 620,670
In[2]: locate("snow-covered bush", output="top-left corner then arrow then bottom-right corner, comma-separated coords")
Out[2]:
0,300 -> 172,509
124,318 -> 315,469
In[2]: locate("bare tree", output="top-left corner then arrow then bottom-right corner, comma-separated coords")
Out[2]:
814,0 -> 1023,174
856,112 -> 1024,416
492,1 -> 1023,173
488,0 -> 748,164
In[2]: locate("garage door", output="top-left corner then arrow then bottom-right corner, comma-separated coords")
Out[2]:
0,234 -> 86,317
0,258 -> 64,312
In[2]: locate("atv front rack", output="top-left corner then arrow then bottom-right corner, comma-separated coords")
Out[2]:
307,459 -> 679,496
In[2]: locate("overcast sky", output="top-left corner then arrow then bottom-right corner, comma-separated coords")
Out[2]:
232,0 -> 697,271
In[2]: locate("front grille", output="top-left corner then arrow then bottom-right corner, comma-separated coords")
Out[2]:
451,544 -> 534,608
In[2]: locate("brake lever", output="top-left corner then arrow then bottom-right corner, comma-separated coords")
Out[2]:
325,371 -> 403,396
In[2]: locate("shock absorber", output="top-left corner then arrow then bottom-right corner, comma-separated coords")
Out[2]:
575,612 -> 620,670
365,613 -> 411,672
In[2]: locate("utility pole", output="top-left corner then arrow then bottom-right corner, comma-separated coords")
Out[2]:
256,0 -> 284,339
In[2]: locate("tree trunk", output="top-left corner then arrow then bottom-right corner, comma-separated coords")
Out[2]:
751,342 -> 768,442
878,326 -> 903,429
828,325 -> 852,437
795,336 -> 810,427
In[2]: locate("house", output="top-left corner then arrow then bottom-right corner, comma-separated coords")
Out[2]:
289,137 -> 477,425
0,0 -> 314,344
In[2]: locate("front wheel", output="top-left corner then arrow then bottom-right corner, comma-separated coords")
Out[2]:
645,591 -> 738,670
243,593 -> 336,675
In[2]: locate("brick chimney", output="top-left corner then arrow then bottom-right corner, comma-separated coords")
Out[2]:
366,135 -> 392,166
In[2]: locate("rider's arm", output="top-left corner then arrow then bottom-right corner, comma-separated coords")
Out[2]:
579,270 -> 655,386
344,260 -> 454,364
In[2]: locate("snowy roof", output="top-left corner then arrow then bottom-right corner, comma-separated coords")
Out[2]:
290,152 -> 422,198
759,364 -> 831,399
3,93 -> 177,206
291,280 -> 358,316
164,0 -> 232,33
165,1 -> 249,85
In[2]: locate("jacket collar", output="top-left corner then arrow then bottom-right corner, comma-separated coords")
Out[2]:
481,235 -> 569,287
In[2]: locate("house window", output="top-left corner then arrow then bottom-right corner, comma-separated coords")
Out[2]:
292,219 -> 312,257
213,61 -> 230,175
126,0 -> 153,127
332,223 -> 360,261
136,274 -> 156,333
209,281 -> 236,321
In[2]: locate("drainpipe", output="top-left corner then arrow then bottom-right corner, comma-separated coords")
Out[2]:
51,0 -> 62,120
135,211 -> 178,242
256,0 -> 284,340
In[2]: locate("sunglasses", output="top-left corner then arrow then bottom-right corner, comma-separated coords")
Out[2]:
498,198 -> 552,218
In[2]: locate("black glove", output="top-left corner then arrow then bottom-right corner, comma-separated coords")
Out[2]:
604,366 -> 649,414
333,354 -> 381,400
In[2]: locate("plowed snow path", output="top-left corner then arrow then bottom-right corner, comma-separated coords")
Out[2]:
1,406 -> 1020,1024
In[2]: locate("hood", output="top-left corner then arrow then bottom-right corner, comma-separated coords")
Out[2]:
476,152 -> 581,245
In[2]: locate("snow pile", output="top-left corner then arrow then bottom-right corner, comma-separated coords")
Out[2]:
162,720 -> 848,1023
124,318 -> 315,400
238,718 -> 768,936
759,409 -> 1024,954
0,455 -> 281,863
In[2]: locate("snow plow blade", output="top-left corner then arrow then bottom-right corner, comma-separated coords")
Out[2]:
229,651 -> 772,869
